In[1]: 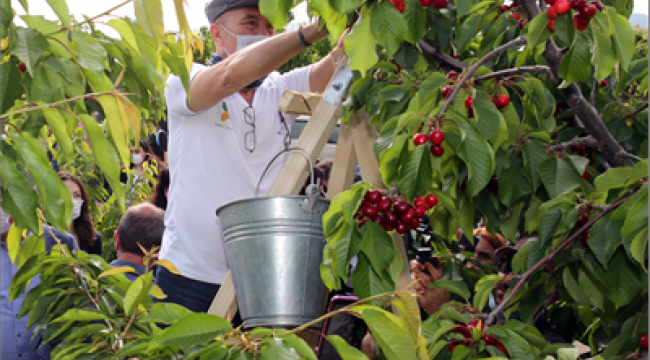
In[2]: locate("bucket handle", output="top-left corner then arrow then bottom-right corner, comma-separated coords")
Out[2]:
255,147 -> 319,200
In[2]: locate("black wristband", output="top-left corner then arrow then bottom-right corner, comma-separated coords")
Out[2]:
297,26 -> 312,47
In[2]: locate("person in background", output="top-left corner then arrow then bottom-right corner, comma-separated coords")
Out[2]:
1,200 -> 78,360
110,203 -> 165,282
149,168 -> 170,211
148,118 -> 168,169
59,171 -> 102,256
316,158 -> 333,194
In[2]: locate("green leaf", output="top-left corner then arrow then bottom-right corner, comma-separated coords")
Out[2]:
325,335 -> 369,360
16,235 -> 45,269
403,0 -> 427,43
562,267 -> 592,306
594,159 -> 648,193
455,0 -> 473,17
11,27 -> 49,76
456,14 -> 479,54
97,95 -> 130,168
456,124 -> 495,197
380,134 -> 408,186
523,139 -> 548,191
308,0 -> 348,41
592,22 -> 618,81
344,5 -> 379,75
539,209 -> 563,246
140,303 -> 192,324
538,157 -> 582,198
621,188 -> 648,241
329,0 -> 365,15
0,59 -> 24,113
123,271 -> 153,314
472,91 -> 502,140
629,228 -> 648,268
53,308 -> 109,323
260,337 -> 300,360
473,274 -> 501,311
526,9 -> 552,48
71,30 -> 107,72
607,7 -> 635,71
44,0 -> 70,28
604,249 -> 643,308
498,161 -> 531,207
41,107 -> 73,161
134,0 -> 164,46
259,0 -> 293,29
370,1 -> 408,59
357,308 -> 418,360
155,313 -> 233,347
397,144 -> 433,201
162,41 -> 191,98
280,334 -> 318,360
429,280 -> 470,301
351,253 -> 394,301
558,31 -> 591,85
359,222 -> 397,275
0,156 -> 39,233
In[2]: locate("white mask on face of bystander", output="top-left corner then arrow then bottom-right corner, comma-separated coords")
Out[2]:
71,198 -> 84,220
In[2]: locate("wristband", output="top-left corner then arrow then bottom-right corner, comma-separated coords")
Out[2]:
297,26 -> 312,47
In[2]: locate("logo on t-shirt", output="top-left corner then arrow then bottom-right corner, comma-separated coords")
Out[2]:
215,101 -> 233,130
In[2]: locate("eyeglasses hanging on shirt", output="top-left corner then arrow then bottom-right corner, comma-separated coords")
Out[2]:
244,106 -> 256,153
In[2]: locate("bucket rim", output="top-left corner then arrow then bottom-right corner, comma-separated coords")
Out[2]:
216,195 -> 331,217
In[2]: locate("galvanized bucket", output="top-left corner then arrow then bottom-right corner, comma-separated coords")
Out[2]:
216,148 -> 330,329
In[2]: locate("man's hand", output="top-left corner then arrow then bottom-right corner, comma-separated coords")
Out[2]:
410,259 -> 451,315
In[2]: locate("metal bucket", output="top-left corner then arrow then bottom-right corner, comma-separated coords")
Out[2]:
217,195 -> 331,329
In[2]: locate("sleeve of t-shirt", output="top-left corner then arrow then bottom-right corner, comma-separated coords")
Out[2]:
277,65 -> 313,94
165,63 -> 206,117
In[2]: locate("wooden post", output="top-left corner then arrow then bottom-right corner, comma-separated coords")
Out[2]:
326,123 -> 357,200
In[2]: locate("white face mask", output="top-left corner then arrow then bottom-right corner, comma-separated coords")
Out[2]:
71,198 -> 84,220
220,24 -> 269,56
0,207 -> 12,235
132,154 -> 144,165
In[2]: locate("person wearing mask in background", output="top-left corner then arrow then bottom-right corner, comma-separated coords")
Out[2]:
157,0 -> 347,313
1,199 -> 78,360
110,203 -> 165,282
148,118 -> 168,169
59,171 -> 102,256
149,168 -> 170,211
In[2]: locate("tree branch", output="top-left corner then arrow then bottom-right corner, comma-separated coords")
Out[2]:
624,103 -> 648,119
545,135 -> 599,152
417,40 -> 469,71
473,65 -> 556,83
518,0 -> 635,167
435,36 -> 527,119
485,187 -> 642,326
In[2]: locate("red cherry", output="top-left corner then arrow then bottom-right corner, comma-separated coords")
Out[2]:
442,85 -> 454,98
397,3 -> 405,12
577,213 -> 588,227
431,144 -> 445,157
580,4 -> 597,18
508,12 -> 520,20
554,0 -> 570,14
430,130 -> 445,145
481,334 -> 499,345
453,324 -> 472,338
432,0 -> 449,9
383,223 -> 395,232
453,54 -> 459,59
425,194 -> 438,207
377,197 -> 392,212
583,171 -> 591,181
573,13 -> 590,30
414,133 -> 429,146
401,209 -> 416,224
496,94 -> 510,109
581,230 -> 590,245
414,205 -> 427,218
575,12 -> 591,25
575,144 -> 586,152
419,0 -> 433,7
409,218 -> 420,229
496,342 -> 509,356
449,343 -> 458,352
518,19 -> 526,29
545,0 -> 557,4
365,190 -> 382,204
548,19 -> 556,31
396,223 -> 409,234
592,1 -> 604,11
447,70 -> 458,79
488,95 -> 496,104
499,4 -> 509,12
393,201 -> 410,215
414,197 -> 428,209
383,211 -> 399,225
641,333 -> 648,349
547,6 -> 558,19
363,205 -> 378,217
17,62 -> 26,72
464,97 -> 474,109
371,215 -> 383,225
640,178 -> 647,183
599,79 -> 607,87
570,0 -> 585,10
467,108 -> 474,118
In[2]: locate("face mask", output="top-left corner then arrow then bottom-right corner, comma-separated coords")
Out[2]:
220,24 -> 269,55
132,154 -> 144,165
0,207 -> 12,235
71,198 -> 84,220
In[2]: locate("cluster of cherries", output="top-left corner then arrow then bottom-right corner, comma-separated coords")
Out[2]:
463,94 -> 510,118
498,3 -> 526,29
389,0 -> 448,12
355,189 -> 438,233
545,0 -> 604,32
449,320 -> 509,357
413,129 -> 446,157
570,143 -> 595,180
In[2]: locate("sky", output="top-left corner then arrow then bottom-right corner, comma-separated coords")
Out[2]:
10,0 -> 649,35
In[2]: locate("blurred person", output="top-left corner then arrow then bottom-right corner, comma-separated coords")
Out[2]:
316,158 -> 333,194
149,168 -> 170,211
59,171 -> 102,255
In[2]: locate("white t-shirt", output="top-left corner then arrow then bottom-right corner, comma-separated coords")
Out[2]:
160,63 -> 313,285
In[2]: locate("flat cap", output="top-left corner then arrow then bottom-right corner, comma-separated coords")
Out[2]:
205,0 -> 260,24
